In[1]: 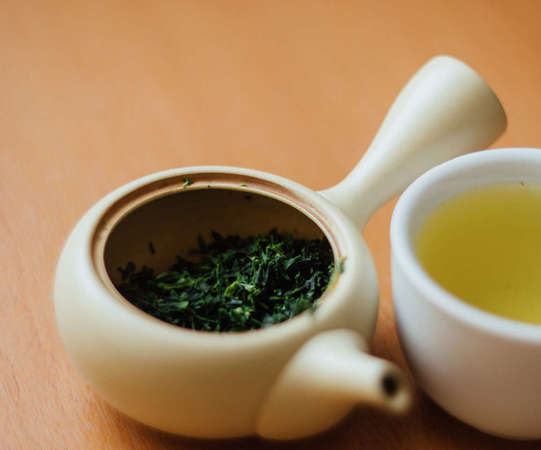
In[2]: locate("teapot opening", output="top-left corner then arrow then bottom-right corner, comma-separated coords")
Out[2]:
91,171 -> 347,332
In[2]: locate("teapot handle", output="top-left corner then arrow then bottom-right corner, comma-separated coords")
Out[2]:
320,55 -> 507,229
256,329 -> 410,440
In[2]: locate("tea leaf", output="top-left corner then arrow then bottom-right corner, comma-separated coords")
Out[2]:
182,177 -> 194,188
116,230 -> 335,332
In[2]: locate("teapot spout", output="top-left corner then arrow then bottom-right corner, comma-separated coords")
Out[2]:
256,329 -> 411,440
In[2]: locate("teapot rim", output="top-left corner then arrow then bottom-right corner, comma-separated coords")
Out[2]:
86,165 -> 368,343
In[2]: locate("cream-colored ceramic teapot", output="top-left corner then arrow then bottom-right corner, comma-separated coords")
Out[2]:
54,56 -> 506,440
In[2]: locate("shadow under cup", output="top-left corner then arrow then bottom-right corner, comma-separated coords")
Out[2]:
390,148 -> 541,439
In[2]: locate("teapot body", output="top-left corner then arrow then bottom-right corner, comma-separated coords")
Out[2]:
54,167 -> 379,438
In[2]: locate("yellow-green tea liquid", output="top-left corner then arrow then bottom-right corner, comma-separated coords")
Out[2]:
416,182 -> 541,325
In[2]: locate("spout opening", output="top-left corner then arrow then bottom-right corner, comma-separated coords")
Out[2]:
378,369 -> 411,413
382,373 -> 399,397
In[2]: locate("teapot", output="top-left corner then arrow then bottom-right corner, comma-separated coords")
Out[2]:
54,55 -> 506,440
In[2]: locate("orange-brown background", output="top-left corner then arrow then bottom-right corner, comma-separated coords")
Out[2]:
2,1 -> 541,449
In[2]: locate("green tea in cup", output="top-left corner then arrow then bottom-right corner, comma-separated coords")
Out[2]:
416,182 -> 541,325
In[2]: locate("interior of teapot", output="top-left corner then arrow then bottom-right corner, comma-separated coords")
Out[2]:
90,172 -> 345,331
100,178 -> 335,285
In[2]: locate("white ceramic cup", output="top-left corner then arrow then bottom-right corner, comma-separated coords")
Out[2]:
391,148 -> 541,439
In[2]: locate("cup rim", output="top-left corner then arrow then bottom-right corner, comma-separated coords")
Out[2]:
391,147 -> 541,343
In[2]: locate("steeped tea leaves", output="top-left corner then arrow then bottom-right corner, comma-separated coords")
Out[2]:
117,230 -> 335,332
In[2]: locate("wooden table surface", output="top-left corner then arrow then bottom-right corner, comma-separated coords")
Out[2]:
3,1 -> 541,448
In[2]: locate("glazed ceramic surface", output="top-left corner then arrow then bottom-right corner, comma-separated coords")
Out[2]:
54,56 -> 506,440
391,148 -> 541,439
